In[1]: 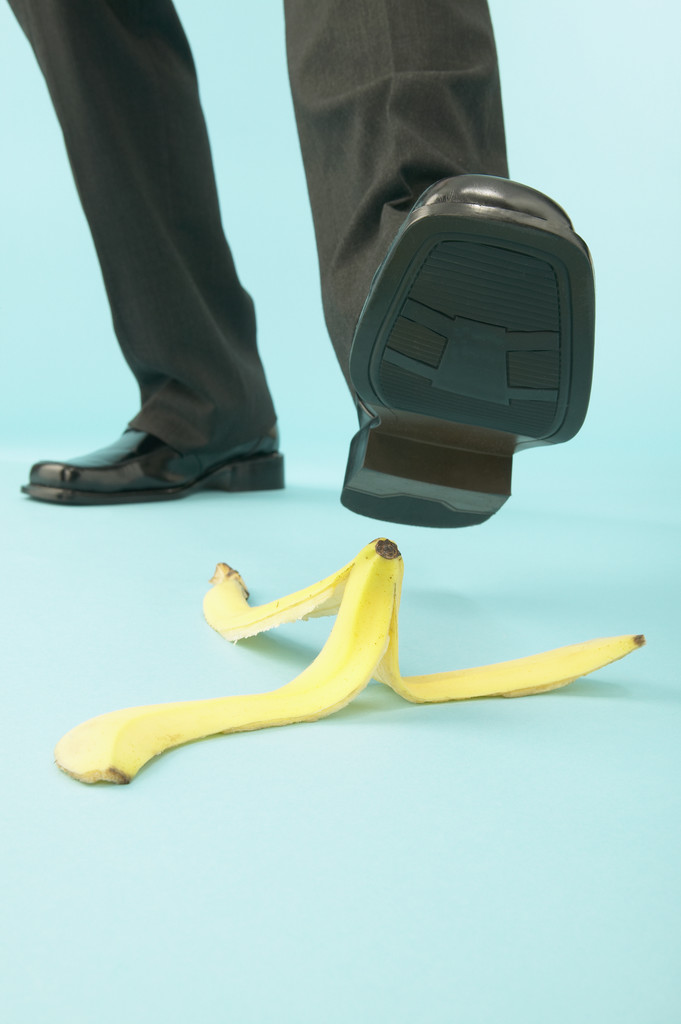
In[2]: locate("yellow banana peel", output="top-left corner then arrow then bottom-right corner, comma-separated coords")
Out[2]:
374,586 -> 644,702
55,540 -> 401,784
203,546 -> 355,641
55,538 -> 644,784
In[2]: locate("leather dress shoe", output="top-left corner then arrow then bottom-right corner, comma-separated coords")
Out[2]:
341,174 -> 595,528
22,427 -> 284,505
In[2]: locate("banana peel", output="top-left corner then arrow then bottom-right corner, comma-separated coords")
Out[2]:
54,540 -> 399,784
55,539 -> 644,784
203,550 -> 354,641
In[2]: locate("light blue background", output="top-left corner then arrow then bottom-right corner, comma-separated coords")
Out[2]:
1,2 -> 679,1022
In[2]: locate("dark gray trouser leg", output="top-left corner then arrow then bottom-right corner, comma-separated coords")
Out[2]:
8,0 -> 508,439
284,0 -> 508,387
7,0 -> 277,452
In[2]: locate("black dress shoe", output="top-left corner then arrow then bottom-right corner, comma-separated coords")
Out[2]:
22,427 -> 284,505
341,174 -> 595,528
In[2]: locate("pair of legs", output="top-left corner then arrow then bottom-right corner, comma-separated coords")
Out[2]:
9,0 -> 593,525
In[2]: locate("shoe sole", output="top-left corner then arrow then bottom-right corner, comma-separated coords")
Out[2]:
21,452 -> 284,505
341,198 -> 595,527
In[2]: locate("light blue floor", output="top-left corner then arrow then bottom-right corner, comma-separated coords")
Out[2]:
2,0 -> 680,1020
2,449 -> 679,1024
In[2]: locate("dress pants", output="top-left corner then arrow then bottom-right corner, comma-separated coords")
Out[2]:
7,0 -> 508,454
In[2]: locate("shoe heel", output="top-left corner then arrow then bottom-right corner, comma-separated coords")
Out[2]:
203,452 -> 285,493
341,419 -> 511,527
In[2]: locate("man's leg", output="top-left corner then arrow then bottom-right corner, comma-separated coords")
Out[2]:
285,0 -> 594,527
285,0 -> 508,378
10,0 -> 282,503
